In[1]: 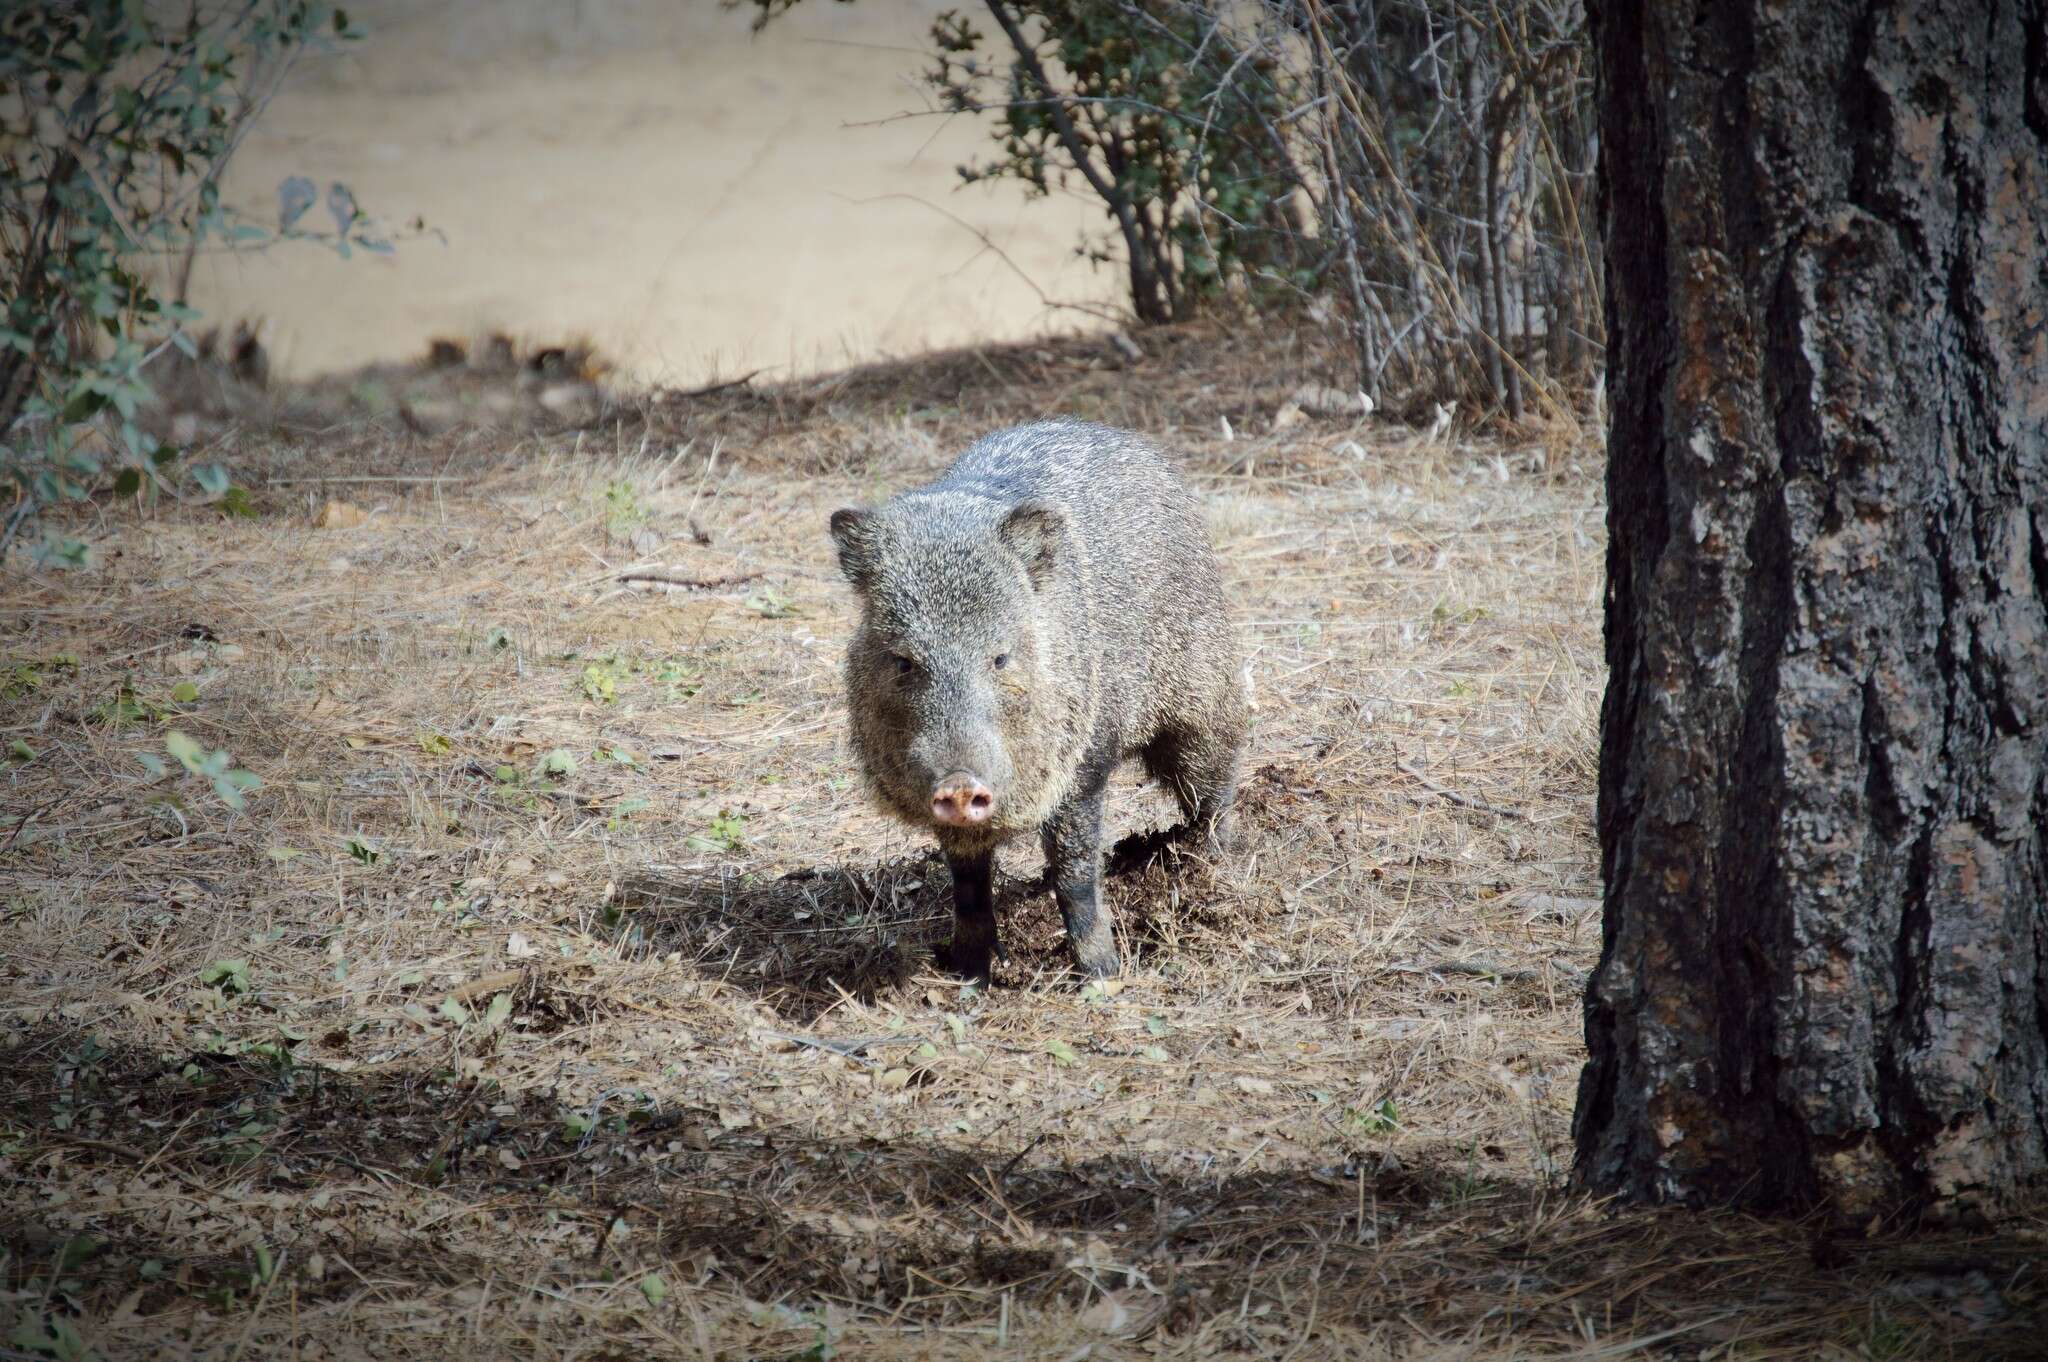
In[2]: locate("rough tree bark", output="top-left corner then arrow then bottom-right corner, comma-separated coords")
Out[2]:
1577,0 -> 2048,1221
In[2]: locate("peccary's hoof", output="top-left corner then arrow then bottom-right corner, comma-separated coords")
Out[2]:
940,939 -> 994,984
1071,942 -> 1121,981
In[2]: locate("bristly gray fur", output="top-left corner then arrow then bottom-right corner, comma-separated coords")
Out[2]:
830,418 -> 1248,979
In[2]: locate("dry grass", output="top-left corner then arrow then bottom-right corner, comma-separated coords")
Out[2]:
3,325 -> 2043,1360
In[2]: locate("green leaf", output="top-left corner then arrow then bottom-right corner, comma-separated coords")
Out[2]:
220,485 -> 259,518
113,466 -> 142,496
417,732 -> 453,755
264,845 -> 302,862
344,835 -> 380,865
536,748 -> 577,780
193,462 -> 231,496
200,958 -> 251,994
58,1232 -> 100,1270
1145,1014 -> 1172,1036
32,536 -> 94,569
1045,1038 -> 1080,1067
482,991 -> 513,1029
170,681 -> 199,703
211,770 -> 258,809
639,1273 -> 668,1306
137,752 -> 166,778
164,729 -> 205,773
437,997 -> 470,1026
6,739 -> 33,763
61,389 -> 108,423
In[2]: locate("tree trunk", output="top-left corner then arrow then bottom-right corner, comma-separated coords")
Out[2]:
1577,0 -> 2048,1222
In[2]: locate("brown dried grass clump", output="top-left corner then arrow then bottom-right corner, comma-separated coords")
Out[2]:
2,326 -> 2042,1360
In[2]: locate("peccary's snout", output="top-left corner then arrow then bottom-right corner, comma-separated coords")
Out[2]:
930,771 -> 995,827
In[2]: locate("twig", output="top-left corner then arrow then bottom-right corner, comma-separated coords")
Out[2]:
764,1031 -> 932,1064
994,1132 -> 1049,1185
447,970 -> 524,1005
1514,891 -> 1600,921
668,369 -> 764,401
1395,758 -> 1524,818
267,474 -> 462,485
1387,957 -> 1537,982
615,569 -> 763,591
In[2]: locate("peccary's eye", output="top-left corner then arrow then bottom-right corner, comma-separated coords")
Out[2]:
991,653 -> 1009,670
891,654 -> 916,677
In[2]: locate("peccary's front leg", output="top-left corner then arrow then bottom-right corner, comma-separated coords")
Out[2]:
942,848 -> 998,983
1041,783 -> 1118,978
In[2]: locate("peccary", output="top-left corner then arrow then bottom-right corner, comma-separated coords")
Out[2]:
829,419 -> 1248,980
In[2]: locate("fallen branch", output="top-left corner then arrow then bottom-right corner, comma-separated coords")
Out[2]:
1387,957 -> 1537,983
446,969 -> 525,1005
616,569 -> 763,591
1396,759 -> 1525,818
668,369 -> 763,400
1513,891 -> 1600,922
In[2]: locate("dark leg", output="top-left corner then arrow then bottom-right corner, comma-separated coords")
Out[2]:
942,848 -> 997,983
1042,782 -> 1118,978
1141,722 -> 1244,852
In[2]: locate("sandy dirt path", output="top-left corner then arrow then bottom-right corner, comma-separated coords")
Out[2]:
184,0 -> 1121,386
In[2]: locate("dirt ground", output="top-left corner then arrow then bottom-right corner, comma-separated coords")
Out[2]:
3,326 -> 2045,1359
180,0 -> 1118,388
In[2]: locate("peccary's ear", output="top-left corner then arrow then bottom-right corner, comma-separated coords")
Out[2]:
830,507 -> 879,591
998,500 -> 1064,589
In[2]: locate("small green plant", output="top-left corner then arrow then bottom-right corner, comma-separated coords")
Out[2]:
579,655 -> 626,704
686,809 -> 746,853
607,796 -> 651,832
198,958 -> 252,996
7,1311 -> 100,1362
743,585 -> 798,619
139,730 -> 260,809
3,653 -> 75,696
601,478 -> 647,539
91,684 -> 164,726
656,658 -> 702,701
1343,1098 -> 1400,1137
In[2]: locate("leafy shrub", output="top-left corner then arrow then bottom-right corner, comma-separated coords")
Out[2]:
751,0 -> 1309,325
746,0 -> 1597,414
0,1 -> 372,560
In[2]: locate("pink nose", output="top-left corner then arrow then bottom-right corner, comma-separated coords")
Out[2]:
930,772 -> 995,827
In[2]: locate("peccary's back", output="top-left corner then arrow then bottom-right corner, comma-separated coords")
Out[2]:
909,420 -> 1232,736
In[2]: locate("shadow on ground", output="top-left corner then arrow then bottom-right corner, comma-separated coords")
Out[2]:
4,1025 -> 2043,1358
613,829 -> 1239,1022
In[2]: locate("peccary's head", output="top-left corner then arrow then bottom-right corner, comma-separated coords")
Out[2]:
830,495 -> 1079,848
